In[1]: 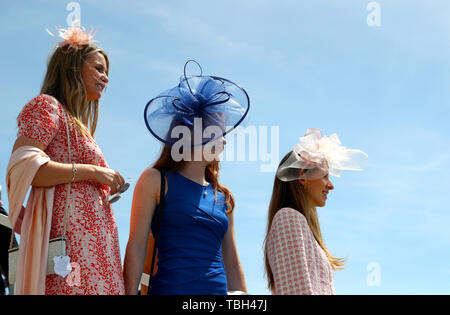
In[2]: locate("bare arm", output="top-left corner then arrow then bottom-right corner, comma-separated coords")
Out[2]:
123,168 -> 161,295
12,136 -> 124,194
222,211 -> 247,293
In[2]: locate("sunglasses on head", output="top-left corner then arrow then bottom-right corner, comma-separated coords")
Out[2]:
109,182 -> 130,204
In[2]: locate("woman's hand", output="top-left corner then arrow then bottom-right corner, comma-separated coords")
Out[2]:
92,165 -> 125,195
13,136 -> 125,192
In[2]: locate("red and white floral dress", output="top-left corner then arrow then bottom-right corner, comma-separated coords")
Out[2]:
17,94 -> 125,295
266,207 -> 335,295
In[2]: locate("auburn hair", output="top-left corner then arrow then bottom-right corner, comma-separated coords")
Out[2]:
263,151 -> 344,292
152,145 -> 235,214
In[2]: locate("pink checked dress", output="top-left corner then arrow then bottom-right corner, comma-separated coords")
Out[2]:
17,94 -> 125,295
266,207 -> 335,295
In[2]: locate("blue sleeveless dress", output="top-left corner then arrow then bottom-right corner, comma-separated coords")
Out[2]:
149,171 -> 229,295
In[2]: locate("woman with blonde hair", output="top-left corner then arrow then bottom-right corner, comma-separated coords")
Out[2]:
7,25 -> 125,294
124,61 -> 248,295
264,128 -> 367,295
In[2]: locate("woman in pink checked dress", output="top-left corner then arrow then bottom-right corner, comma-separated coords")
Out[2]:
264,128 -> 368,295
10,25 -> 125,294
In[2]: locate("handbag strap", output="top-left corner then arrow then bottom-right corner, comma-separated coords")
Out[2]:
61,111 -> 73,243
147,170 -> 166,294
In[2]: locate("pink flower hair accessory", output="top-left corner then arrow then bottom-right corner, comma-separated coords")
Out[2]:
46,22 -> 97,50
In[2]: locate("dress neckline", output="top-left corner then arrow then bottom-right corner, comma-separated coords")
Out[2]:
174,171 -> 210,188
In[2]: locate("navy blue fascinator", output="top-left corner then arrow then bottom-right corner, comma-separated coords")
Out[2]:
144,60 -> 250,146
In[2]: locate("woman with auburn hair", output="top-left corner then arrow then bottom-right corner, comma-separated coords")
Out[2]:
123,61 -> 249,295
7,25 -> 125,294
264,128 -> 367,295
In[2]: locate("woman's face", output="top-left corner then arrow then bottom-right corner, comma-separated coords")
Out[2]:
208,136 -> 226,159
300,173 -> 334,207
82,52 -> 109,102
190,136 -> 226,163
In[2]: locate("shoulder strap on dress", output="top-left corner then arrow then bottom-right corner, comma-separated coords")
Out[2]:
147,170 -> 165,294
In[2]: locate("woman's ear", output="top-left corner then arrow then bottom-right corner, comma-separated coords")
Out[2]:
297,169 -> 307,184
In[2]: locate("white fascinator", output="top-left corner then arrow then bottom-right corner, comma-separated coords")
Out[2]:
276,128 -> 368,181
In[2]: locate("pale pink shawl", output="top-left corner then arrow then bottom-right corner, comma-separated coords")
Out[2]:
6,146 -> 54,295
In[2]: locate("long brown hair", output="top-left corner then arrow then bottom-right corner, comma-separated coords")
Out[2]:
263,151 -> 344,292
152,146 -> 235,214
40,44 -> 109,138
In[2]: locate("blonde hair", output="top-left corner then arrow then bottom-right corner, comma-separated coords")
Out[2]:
40,44 -> 109,138
263,151 -> 345,292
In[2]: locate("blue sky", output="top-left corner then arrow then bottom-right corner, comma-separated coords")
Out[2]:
1,0 -> 450,294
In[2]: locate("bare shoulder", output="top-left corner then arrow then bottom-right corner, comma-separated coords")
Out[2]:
136,167 -> 161,192
130,168 -> 162,214
140,167 -> 161,181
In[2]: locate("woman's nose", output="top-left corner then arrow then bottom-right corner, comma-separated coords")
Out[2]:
328,180 -> 334,190
101,74 -> 109,84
